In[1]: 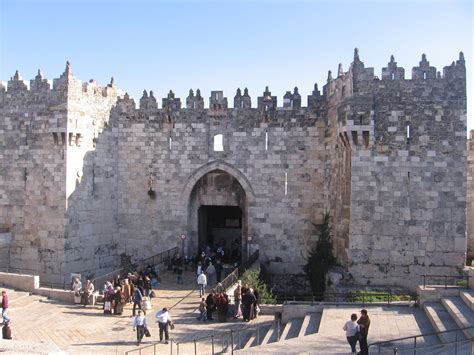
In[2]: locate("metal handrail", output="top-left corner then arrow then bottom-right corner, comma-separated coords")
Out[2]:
91,246 -> 179,289
390,338 -> 473,354
421,274 -> 470,289
124,319 -> 280,355
274,291 -> 415,306
369,326 -> 474,353
0,266 -> 39,276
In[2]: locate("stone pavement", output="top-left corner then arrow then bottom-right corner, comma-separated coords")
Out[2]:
1,268 -> 272,354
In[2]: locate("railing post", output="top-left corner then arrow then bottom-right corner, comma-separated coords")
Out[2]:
455,329 -> 458,355
230,330 -> 234,355
176,343 -> 179,355
277,320 -> 281,341
170,339 -> 173,355
154,343 -> 156,355
211,334 -> 215,355
194,339 -> 197,355
414,336 -> 417,355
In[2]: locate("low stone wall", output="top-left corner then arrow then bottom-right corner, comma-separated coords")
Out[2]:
416,285 -> 462,306
0,272 -> 74,303
0,272 -> 39,292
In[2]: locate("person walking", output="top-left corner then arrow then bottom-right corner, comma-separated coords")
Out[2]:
197,271 -> 207,297
215,259 -> 223,283
155,307 -> 172,344
357,309 -> 370,355
1,291 -> 9,323
132,310 -> 147,346
206,262 -> 216,286
132,287 -> 144,316
233,280 -> 242,318
343,313 -> 359,353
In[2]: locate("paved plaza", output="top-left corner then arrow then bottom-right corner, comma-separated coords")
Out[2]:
1,268 -> 460,355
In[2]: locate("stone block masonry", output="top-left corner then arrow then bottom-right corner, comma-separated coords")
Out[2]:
0,50 -> 468,291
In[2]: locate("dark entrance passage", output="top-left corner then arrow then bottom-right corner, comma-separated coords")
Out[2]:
198,205 -> 242,263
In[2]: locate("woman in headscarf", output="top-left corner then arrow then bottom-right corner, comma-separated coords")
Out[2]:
241,289 -> 256,322
114,286 -> 125,315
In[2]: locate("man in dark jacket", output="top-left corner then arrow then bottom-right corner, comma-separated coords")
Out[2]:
357,309 -> 370,355
206,289 -> 216,320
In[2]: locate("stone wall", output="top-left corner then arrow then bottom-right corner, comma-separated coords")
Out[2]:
467,130 -> 474,261
339,52 -> 467,289
0,50 -> 467,290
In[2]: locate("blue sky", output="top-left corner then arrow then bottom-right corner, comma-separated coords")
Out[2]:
0,0 -> 472,129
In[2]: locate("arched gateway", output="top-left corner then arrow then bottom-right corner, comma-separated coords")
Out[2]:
182,161 -> 255,263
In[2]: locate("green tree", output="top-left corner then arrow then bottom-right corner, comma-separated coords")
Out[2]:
241,268 -> 276,304
304,213 -> 336,293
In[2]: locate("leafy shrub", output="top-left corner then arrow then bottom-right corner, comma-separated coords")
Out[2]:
241,268 -> 277,304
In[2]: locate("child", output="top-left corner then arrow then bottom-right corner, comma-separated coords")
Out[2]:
197,297 -> 207,321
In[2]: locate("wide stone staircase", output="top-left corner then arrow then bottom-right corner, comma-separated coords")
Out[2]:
234,312 -> 322,351
423,289 -> 474,344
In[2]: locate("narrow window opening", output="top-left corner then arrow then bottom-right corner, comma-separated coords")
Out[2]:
193,101 -> 196,109
406,124 -> 410,144
423,72 -> 427,80
391,72 -> 395,80
265,130 -> 268,151
341,86 -> 346,98
218,104 -> 222,110
408,171 -> 410,180
241,101 -> 244,109
284,172 -> 288,195
75,133 -> 82,146
68,133 -> 73,146
362,131 -> 369,148
351,131 -> 358,145
169,134 -> 172,150
61,133 -> 66,146
265,105 -> 268,112
52,132 -> 58,146
359,115 -> 363,125
213,134 -> 224,151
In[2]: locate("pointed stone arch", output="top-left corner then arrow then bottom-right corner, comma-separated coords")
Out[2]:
181,160 -> 255,207
182,160 -> 255,261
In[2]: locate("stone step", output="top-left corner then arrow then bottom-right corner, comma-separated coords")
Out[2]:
282,318 -> 303,340
242,331 -> 256,349
279,321 -> 291,342
235,329 -> 253,350
298,312 -> 321,337
423,302 -> 462,343
253,323 -> 271,346
260,321 -> 279,346
460,289 -> 474,311
441,296 -> 474,339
